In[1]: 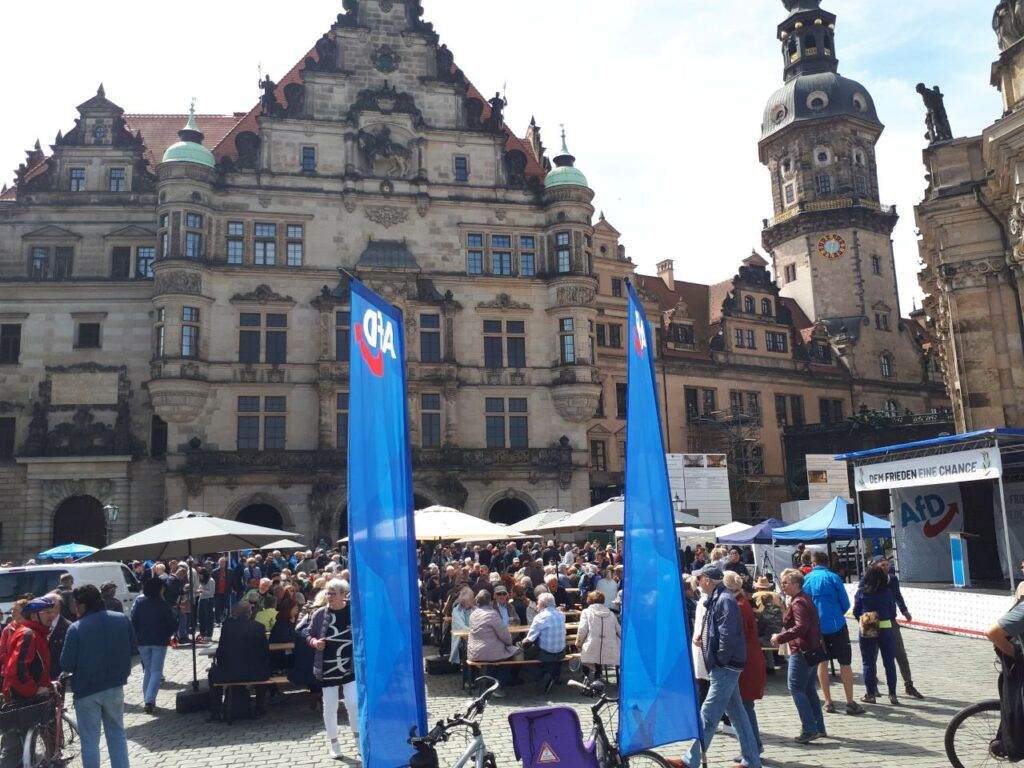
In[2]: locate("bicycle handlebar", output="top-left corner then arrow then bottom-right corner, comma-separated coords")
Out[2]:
408,676 -> 501,748
464,676 -> 500,719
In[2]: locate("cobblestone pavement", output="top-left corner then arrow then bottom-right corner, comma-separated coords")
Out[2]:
60,620 -> 998,768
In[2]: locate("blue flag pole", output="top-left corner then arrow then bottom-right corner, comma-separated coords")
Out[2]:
347,279 -> 428,767
618,279 -> 702,756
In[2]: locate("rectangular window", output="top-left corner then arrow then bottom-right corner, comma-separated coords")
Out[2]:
420,314 -> 441,363
485,397 -> 505,449
736,443 -> 765,476
608,324 -> 622,348
596,324 -> 607,348
816,174 -> 832,195
76,322 -> 101,349
255,223 -> 276,266
265,314 -> 287,364
766,331 -> 788,352
702,388 -> 717,416
286,224 -> 304,267
509,398 -> 528,448
0,325 -> 21,365
111,247 -> 131,279
775,394 -> 788,426
556,232 -> 571,274
784,263 -> 797,283
520,236 -> 536,277
0,417 -> 14,460
335,311 -> 350,362
875,312 -> 890,331
790,395 -> 805,425
182,306 -> 199,323
784,183 -> 795,205
483,320 -> 503,368
301,146 -> 316,173
421,393 -> 442,448
135,247 -> 155,278
238,313 -> 262,364
686,388 -> 700,423
263,397 -> 286,450
871,255 -> 881,275
454,155 -> 469,183
616,382 -> 627,419
467,233 -> 484,274
506,320 -> 526,368
854,175 -> 867,195
29,247 -> 48,279
185,213 -> 203,229
596,391 -> 605,417
559,317 -> 576,365
69,168 -> 86,192
730,390 -> 760,419
161,232 -> 169,260
237,396 -> 261,450
108,167 -> 126,192
227,221 -> 245,265
336,392 -> 349,450
53,247 -> 73,280
184,232 -> 202,259
491,250 -> 512,276
669,323 -> 695,346
155,309 -> 165,357
819,398 -> 844,424
734,329 -> 747,349
611,278 -> 623,298
181,324 -> 199,358
590,440 -> 607,472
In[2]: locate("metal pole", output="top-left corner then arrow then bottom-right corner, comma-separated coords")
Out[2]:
855,490 -> 865,579
887,489 -> 901,578
189,540 -> 198,691
996,441 -> 1015,594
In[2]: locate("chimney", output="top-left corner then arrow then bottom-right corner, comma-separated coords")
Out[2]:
657,259 -> 675,291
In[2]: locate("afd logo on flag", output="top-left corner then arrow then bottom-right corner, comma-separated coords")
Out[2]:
632,309 -> 648,358
355,308 -> 398,378
900,493 -> 960,539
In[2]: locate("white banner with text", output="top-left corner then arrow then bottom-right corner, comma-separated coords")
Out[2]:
855,448 -> 1002,492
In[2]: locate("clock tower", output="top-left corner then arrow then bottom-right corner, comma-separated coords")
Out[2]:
759,0 -> 905,381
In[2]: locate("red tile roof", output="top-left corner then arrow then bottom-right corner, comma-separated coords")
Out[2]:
124,114 -> 241,168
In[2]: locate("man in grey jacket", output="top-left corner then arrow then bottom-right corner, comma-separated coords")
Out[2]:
683,565 -> 761,768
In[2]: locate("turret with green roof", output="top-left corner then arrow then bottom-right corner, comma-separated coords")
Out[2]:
161,103 -> 215,169
544,127 -> 588,190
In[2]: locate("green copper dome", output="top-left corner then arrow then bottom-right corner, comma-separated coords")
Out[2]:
162,106 -> 215,169
544,127 -> 588,190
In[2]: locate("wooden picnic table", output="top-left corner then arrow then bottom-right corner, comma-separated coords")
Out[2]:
453,622 -> 579,639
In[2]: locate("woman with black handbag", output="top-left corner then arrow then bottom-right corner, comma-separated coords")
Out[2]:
771,568 -> 827,745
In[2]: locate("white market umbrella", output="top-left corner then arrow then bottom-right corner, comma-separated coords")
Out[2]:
513,509 -> 570,534
87,510 -> 298,693
414,505 -> 518,542
454,526 -> 540,544
709,521 -> 753,542
539,497 -> 700,533
260,538 -> 305,551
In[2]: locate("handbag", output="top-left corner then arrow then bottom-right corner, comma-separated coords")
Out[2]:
859,611 -> 880,639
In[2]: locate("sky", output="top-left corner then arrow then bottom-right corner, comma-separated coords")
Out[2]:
0,0 -> 1002,314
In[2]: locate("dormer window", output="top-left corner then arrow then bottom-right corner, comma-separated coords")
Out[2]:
807,91 -> 829,111
853,93 -> 868,112
761,298 -> 773,316
108,168 -> 126,192
743,296 -> 755,314
669,323 -> 694,347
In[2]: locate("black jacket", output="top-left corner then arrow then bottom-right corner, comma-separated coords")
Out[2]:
130,595 -> 176,647
213,617 -> 270,683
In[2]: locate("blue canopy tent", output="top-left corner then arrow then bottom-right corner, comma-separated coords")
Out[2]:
38,543 -> 98,561
773,497 -> 891,543
718,518 -> 786,545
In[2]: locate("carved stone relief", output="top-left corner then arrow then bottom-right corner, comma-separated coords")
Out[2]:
476,294 -> 531,311
155,271 -> 201,296
555,286 -> 596,307
44,478 -> 115,505
364,206 -> 409,228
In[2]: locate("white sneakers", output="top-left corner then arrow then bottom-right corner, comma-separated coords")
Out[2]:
328,740 -> 343,760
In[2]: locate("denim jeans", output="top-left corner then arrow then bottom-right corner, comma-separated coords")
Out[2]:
138,645 -> 168,705
74,686 -> 130,768
197,598 -> 214,638
686,666 -> 761,768
860,629 -> 898,696
176,608 -> 190,642
214,593 -> 230,624
787,652 -> 826,737
743,699 -> 763,753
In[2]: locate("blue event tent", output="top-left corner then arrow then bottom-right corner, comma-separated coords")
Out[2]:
38,543 -> 98,561
718,518 -> 786,545
772,497 -> 891,543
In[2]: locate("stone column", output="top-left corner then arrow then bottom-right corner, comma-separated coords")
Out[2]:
343,132 -> 357,176
317,379 -> 336,450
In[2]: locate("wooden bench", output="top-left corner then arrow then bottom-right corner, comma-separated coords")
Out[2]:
466,653 -> 580,669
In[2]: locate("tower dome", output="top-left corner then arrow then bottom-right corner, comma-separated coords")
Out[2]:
544,127 -> 588,190
162,104 -> 215,169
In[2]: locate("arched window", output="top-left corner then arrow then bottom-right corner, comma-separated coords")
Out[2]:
880,353 -> 893,378
761,298 -> 772,316
743,296 -> 755,314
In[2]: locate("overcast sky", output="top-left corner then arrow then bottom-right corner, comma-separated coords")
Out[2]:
0,0 -> 1001,313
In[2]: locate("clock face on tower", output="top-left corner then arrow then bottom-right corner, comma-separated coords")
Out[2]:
817,234 -> 846,260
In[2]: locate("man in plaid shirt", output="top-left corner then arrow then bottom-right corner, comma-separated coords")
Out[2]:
525,593 -> 566,693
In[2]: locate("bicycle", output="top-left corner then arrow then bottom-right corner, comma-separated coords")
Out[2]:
408,676 -> 501,768
945,699 -> 1007,768
22,674 -> 79,768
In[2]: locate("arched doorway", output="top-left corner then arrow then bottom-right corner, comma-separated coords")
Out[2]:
236,504 -> 283,530
53,496 -> 107,548
488,497 -> 532,526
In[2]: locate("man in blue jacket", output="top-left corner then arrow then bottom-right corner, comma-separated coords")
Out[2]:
683,565 -> 761,768
803,551 -> 865,715
60,584 -> 137,768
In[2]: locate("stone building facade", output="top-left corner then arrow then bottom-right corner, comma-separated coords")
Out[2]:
916,1 -> 1024,432
0,0 -> 604,557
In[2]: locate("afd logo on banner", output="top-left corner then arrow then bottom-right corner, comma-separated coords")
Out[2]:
632,308 -> 648,358
355,308 -> 398,378
899,493 -> 961,539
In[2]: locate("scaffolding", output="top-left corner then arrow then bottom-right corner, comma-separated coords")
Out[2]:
687,407 -> 768,522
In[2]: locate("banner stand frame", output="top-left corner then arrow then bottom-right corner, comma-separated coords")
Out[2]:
996,440 -> 1016,593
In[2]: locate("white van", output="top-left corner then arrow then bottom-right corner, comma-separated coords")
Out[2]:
0,562 -> 140,622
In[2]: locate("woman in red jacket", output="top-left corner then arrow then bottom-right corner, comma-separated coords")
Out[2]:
724,572 -> 765,764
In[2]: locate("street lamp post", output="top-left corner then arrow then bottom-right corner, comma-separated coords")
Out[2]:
102,504 -> 120,547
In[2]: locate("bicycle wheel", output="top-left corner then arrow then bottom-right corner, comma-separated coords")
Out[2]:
59,713 -> 79,763
945,699 -> 1008,768
22,712 -> 78,768
624,750 -> 675,768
